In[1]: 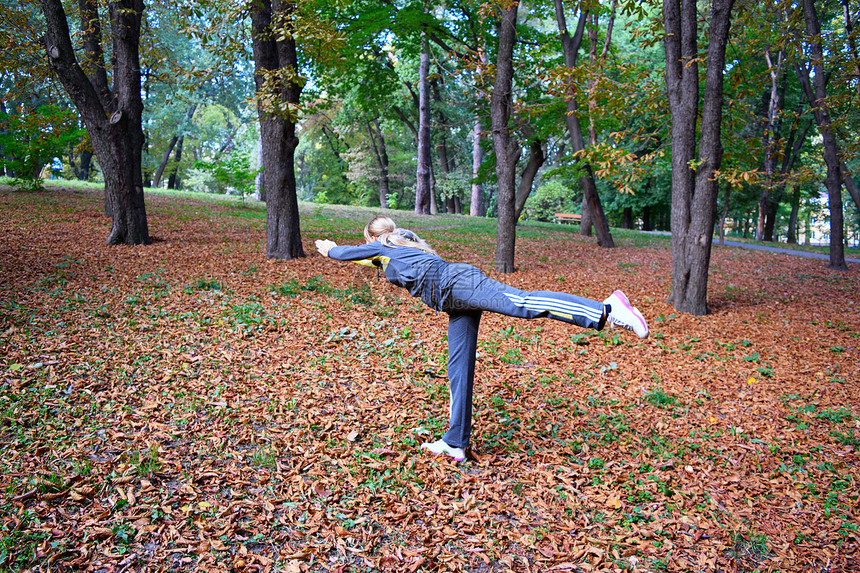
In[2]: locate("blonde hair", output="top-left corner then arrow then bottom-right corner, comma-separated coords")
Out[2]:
363,216 -> 437,255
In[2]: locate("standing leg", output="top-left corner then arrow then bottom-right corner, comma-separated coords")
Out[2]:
421,310 -> 481,461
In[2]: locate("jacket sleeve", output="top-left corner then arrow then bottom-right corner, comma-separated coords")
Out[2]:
328,244 -> 385,267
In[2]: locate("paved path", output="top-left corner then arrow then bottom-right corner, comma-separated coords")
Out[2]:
717,240 -> 860,264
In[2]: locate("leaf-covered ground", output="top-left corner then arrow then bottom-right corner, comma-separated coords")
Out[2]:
1,187 -> 859,573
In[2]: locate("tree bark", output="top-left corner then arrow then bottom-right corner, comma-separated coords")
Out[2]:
491,3 -> 521,273
251,0 -> 305,260
167,136 -> 183,190
41,0 -> 149,245
70,149 -> 93,181
787,184 -> 800,244
76,0 -> 110,109
415,32 -> 432,215
366,117 -> 390,208
763,108 -> 812,240
757,50 -> 785,242
841,163 -> 860,215
470,119 -> 484,216
664,0 -> 735,315
513,139 -> 545,222
553,0 -> 615,248
153,136 -> 178,189
431,78 -> 458,214
794,0 -> 847,270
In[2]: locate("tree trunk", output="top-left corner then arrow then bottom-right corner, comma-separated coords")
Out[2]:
41,0 -> 149,245
70,149 -> 93,181
153,136 -> 178,189
787,184 -> 800,244
154,103 -> 197,188
842,163 -> 860,215
553,0 -> 615,248
167,136 -> 183,190
763,187 -> 783,242
415,33 -> 432,215
366,117 -> 390,208
431,78 -> 458,214
251,0 -> 305,260
470,119 -> 484,216
491,3 -> 521,273
794,0 -> 846,270
664,0 -> 734,315
513,139 -> 545,222
763,108 -> 812,240
621,207 -> 633,229
757,50 -> 785,242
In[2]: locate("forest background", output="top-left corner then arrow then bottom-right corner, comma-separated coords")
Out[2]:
2,0 -> 860,570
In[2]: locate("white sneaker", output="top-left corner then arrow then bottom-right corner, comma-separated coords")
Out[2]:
420,439 -> 466,462
604,290 -> 649,338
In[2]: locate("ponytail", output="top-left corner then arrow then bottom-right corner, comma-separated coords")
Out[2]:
364,216 -> 437,255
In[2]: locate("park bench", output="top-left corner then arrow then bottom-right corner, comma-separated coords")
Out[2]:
554,213 -> 582,225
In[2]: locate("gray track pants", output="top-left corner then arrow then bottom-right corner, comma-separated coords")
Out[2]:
440,266 -> 605,449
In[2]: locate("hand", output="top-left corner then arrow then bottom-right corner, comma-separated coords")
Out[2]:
315,239 -> 337,257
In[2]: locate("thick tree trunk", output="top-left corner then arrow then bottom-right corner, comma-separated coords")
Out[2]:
251,0 -> 304,260
553,0 -> 615,248
415,35 -> 432,215
470,119 -> 484,216
491,4 -> 521,273
664,0 -> 734,315
41,0 -> 149,245
794,0 -> 846,270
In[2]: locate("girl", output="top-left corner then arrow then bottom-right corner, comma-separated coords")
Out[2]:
316,216 -> 648,462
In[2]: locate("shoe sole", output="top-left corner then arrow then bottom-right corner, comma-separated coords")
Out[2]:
613,290 -> 648,338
